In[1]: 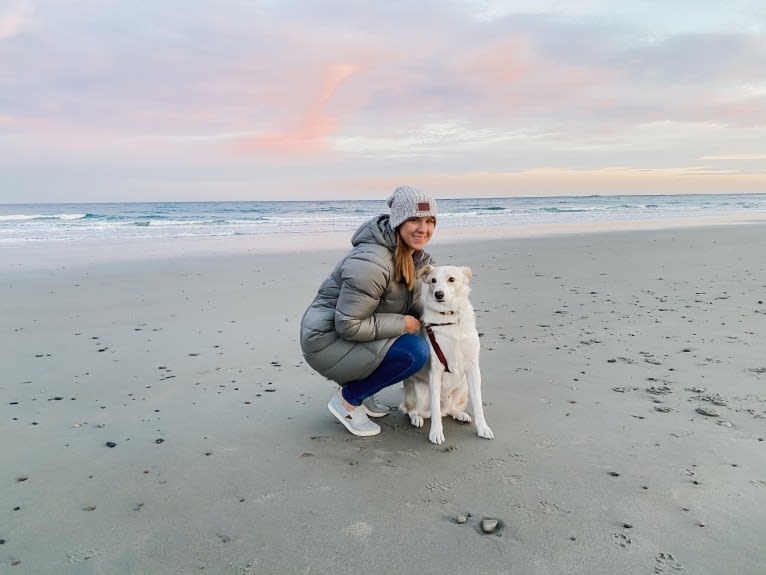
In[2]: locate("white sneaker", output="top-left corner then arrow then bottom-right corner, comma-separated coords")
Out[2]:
328,393 -> 381,437
362,395 -> 390,418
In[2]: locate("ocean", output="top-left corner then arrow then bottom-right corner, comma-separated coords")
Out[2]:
2,193 -> 765,247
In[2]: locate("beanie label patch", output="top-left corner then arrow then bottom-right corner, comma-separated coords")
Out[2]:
417,202 -> 430,211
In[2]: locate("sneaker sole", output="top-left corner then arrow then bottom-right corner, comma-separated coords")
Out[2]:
328,401 -> 381,437
362,404 -> 390,418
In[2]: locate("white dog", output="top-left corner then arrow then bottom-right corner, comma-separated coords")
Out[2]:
401,264 -> 494,445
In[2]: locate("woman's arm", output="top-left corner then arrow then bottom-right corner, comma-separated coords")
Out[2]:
334,253 -> 406,341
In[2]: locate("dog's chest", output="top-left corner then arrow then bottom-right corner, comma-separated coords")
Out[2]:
428,326 -> 479,373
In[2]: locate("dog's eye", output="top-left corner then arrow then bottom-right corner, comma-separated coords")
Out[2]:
448,277 -> 455,283
430,278 -> 437,283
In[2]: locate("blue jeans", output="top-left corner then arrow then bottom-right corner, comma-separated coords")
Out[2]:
341,334 -> 429,406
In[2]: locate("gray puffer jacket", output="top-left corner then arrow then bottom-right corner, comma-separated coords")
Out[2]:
300,215 -> 433,384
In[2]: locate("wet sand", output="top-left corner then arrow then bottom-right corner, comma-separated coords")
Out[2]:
2,223 -> 766,574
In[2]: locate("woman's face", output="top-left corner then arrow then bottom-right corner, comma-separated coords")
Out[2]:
398,216 -> 436,251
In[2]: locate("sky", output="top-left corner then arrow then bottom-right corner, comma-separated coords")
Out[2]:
1,0 -> 765,203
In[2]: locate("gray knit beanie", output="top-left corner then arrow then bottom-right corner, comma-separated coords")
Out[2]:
387,186 -> 438,230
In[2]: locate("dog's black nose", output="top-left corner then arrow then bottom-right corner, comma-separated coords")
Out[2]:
434,290 -> 444,301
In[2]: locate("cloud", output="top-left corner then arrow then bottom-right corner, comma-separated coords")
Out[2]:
226,62 -> 361,155
2,1 -> 766,201
7,4 -> 764,135
700,153 -> 766,161
0,3 -> 35,40
336,166 -> 766,199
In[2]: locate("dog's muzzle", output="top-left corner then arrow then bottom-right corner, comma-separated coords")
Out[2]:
434,290 -> 445,301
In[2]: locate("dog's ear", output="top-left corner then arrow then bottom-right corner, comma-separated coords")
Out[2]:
418,264 -> 433,279
462,266 -> 473,282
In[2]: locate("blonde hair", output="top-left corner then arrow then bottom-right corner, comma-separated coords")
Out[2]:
393,236 -> 417,290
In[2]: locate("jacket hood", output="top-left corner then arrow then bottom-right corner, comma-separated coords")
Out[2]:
351,215 -> 397,250
351,215 -> 431,268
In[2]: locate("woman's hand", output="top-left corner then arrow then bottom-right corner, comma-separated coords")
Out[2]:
403,315 -> 421,334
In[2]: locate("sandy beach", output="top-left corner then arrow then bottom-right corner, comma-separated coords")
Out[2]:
3,223 -> 766,574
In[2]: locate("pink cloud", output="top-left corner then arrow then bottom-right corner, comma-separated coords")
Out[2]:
0,3 -> 34,40
463,38 -> 531,84
450,34 -> 622,124
228,62 -> 360,155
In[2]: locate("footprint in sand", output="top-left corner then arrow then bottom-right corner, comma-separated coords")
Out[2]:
424,480 -> 454,493
506,451 -> 528,463
611,532 -> 632,548
535,438 -> 558,449
539,500 -> 568,515
472,456 -> 508,471
342,521 -> 373,539
503,474 -> 522,485
654,552 -> 684,572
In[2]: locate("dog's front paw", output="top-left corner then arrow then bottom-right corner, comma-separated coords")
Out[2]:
429,427 -> 445,445
476,424 -> 494,440
409,414 -> 425,428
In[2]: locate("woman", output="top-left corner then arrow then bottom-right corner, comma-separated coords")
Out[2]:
300,186 -> 437,436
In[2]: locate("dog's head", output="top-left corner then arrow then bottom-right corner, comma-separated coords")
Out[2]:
418,264 -> 472,307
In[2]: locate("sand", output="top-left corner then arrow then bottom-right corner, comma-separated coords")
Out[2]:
2,224 -> 766,574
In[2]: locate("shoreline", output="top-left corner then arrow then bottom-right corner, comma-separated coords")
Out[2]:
2,212 -> 766,273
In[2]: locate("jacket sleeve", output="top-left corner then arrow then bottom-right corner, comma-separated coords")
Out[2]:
409,285 -> 424,319
334,252 -> 404,342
